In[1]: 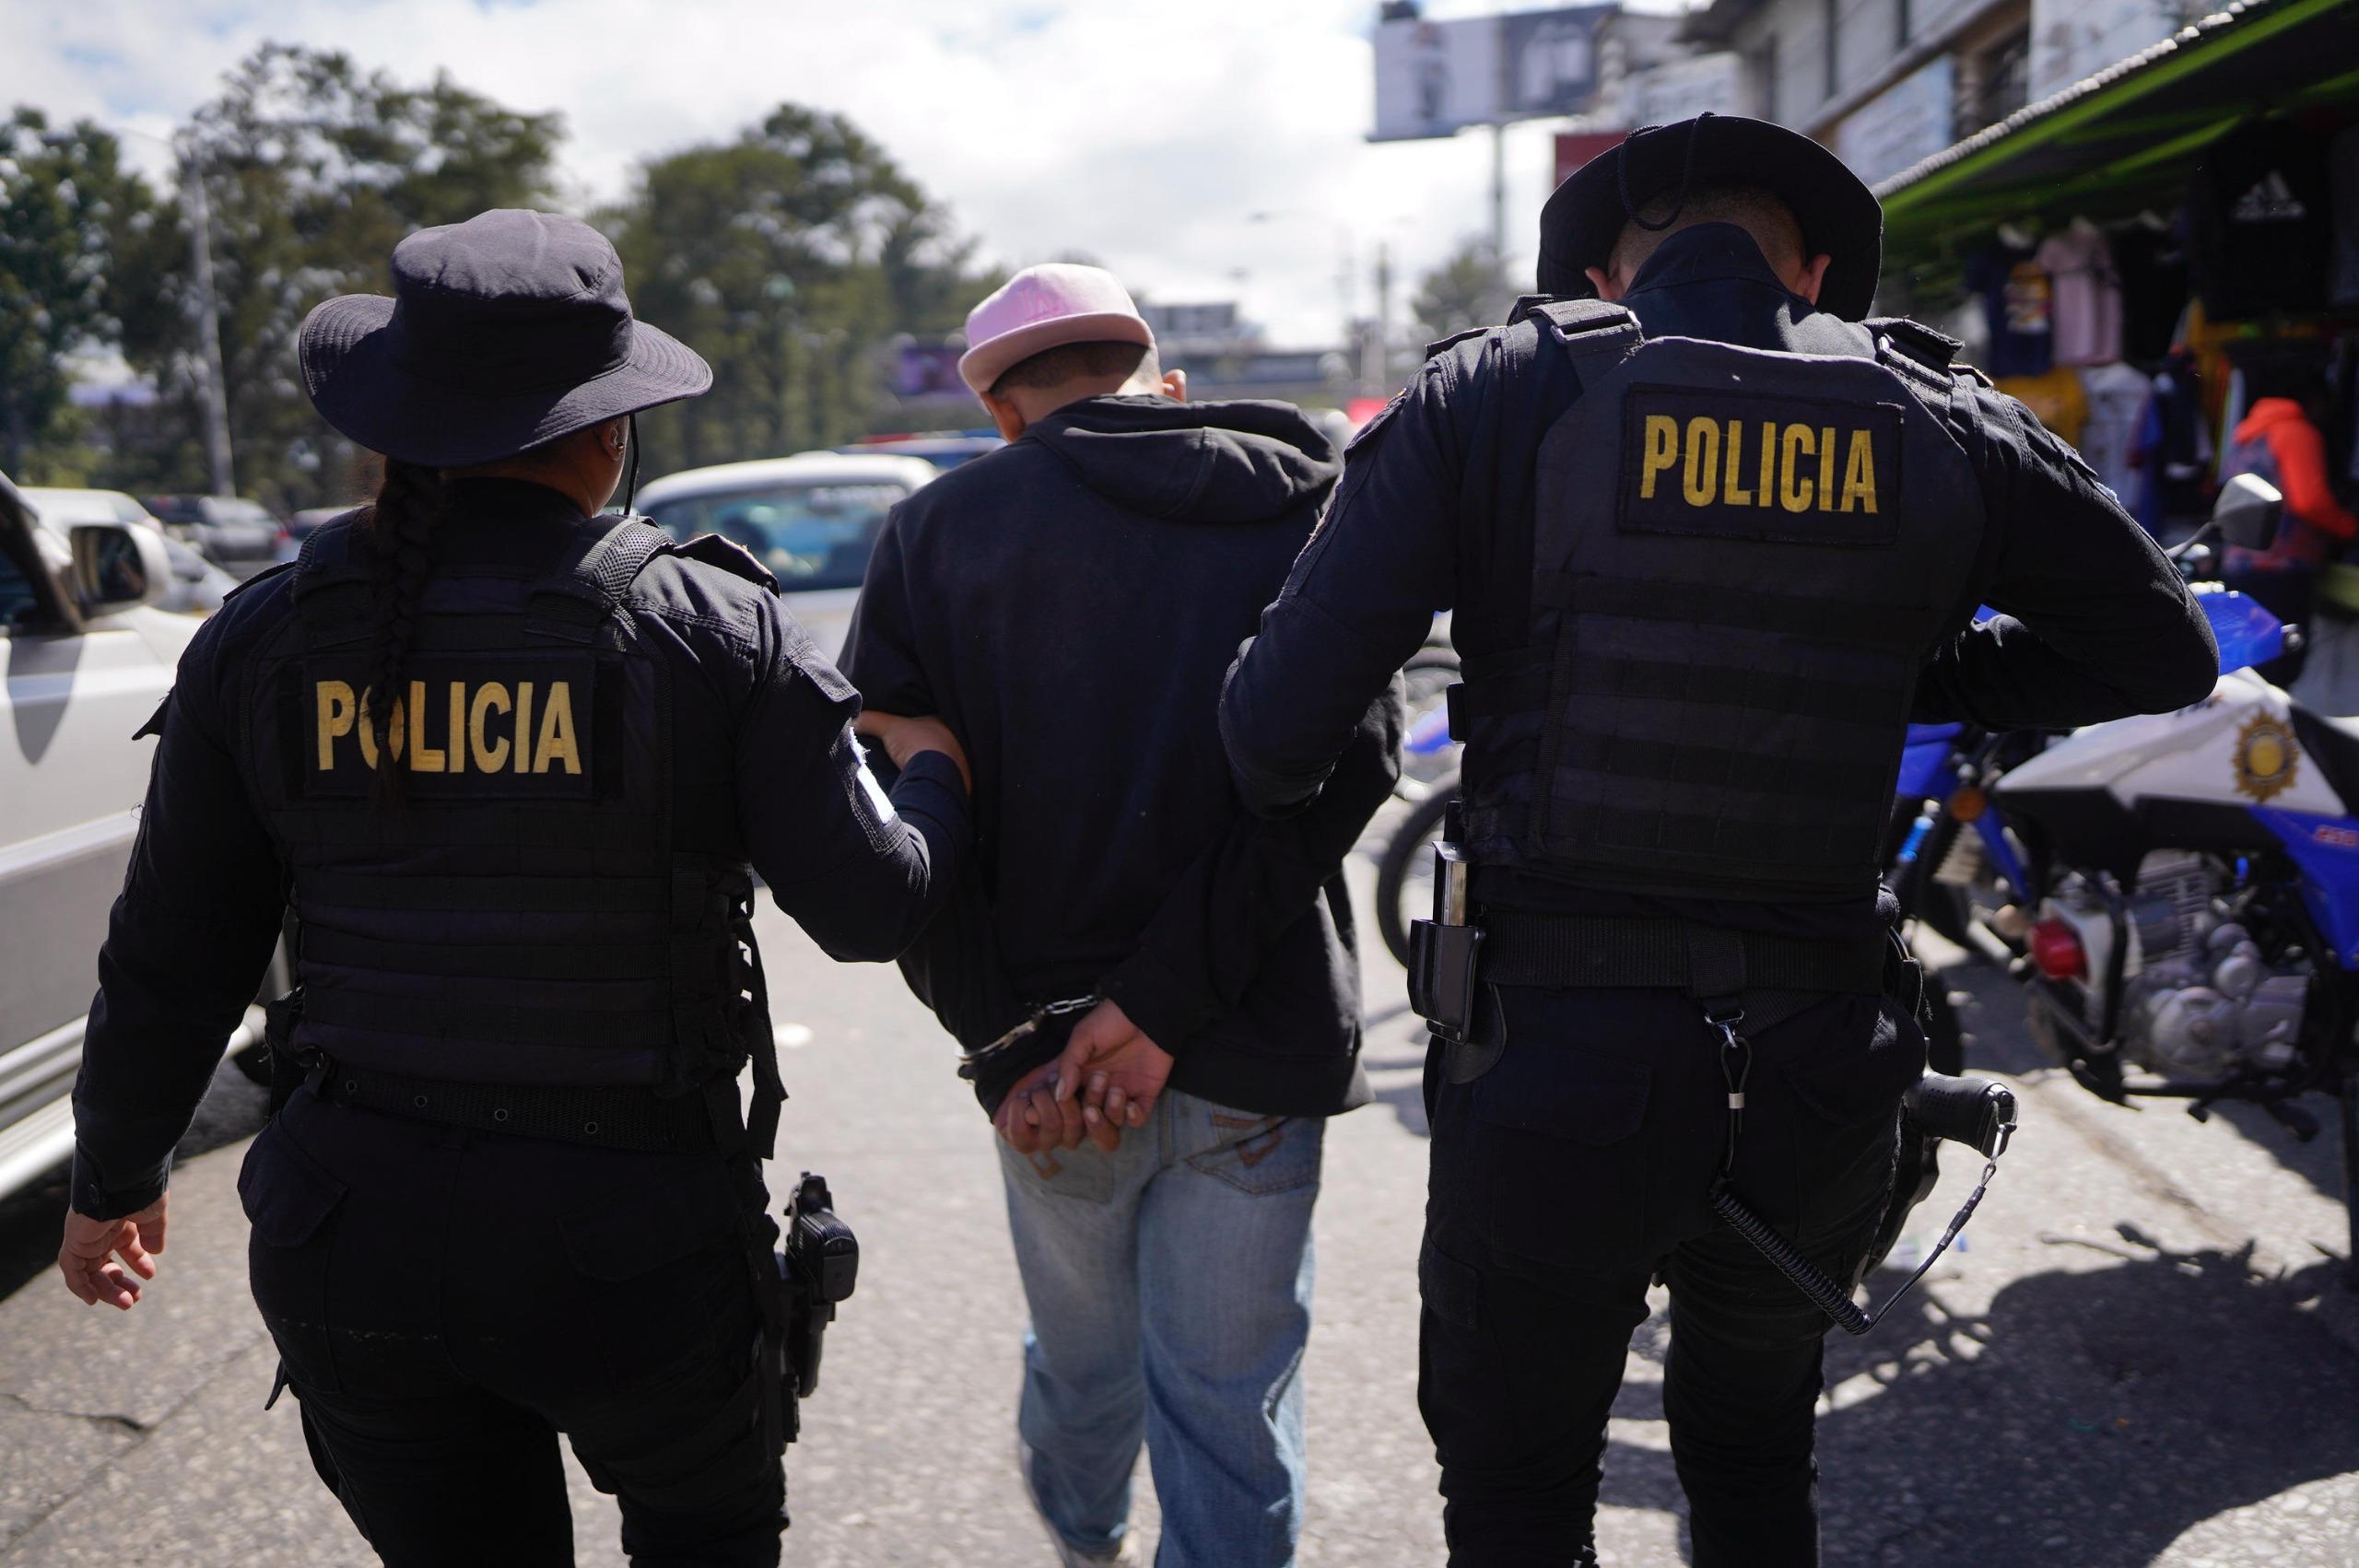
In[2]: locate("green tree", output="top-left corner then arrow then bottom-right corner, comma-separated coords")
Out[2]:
605,104 -> 992,478
0,110 -> 152,480
114,43 -> 563,510
1411,240 -> 1515,350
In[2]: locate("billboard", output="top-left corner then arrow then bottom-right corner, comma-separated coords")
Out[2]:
1372,6 -> 1614,142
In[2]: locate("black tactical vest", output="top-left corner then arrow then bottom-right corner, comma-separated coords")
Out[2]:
1455,301 -> 1989,902
239,516 -> 772,1099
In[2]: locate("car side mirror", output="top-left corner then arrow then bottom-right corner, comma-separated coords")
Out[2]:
2212,473 -> 2283,551
70,522 -> 173,613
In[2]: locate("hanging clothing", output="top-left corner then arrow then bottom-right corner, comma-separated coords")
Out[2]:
1996,365 -> 2090,446
2132,353 -> 2212,533
2223,396 -> 2359,556
2078,361 -> 2154,504
2331,126 -> 2359,308
1965,234 -> 2055,378
2110,217 -> 2192,364
2036,219 -> 2123,367
2188,117 -> 2333,321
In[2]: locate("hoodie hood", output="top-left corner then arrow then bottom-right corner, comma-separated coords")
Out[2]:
2235,396 -> 2306,445
1027,395 -> 1341,524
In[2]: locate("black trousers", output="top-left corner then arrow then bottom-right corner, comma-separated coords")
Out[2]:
1417,983 -> 1923,1567
240,1086 -> 784,1567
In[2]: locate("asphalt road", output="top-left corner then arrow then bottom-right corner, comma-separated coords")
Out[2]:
2,846 -> 2356,1566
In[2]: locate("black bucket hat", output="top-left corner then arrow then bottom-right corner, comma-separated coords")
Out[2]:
299,208 -> 711,468
1538,114 -> 1884,322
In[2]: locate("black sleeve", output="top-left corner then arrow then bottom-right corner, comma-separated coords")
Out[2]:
1099,685 -> 1403,1052
736,594 -> 967,963
1913,387 -> 2219,728
71,625 -> 286,1220
1220,359 -> 1464,816
838,506 -> 933,715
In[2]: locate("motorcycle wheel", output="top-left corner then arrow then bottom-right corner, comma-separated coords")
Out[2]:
1377,782 -> 1455,969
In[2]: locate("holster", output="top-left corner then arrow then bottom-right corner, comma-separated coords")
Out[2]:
262,988 -> 311,1117
1407,919 -> 1485,1044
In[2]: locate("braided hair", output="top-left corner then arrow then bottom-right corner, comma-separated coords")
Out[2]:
355,458 -> 445,809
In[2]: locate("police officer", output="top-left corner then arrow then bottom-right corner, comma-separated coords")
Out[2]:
55,209 -> 970,1566
1218,117 -> 2218,1565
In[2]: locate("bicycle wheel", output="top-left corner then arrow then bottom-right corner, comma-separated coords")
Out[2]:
1376,779 -> 1455,968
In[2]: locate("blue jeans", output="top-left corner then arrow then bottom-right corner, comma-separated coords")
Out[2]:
998,1089 -> 1324,1567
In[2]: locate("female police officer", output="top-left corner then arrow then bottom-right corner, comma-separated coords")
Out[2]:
55,208 -> 969,1566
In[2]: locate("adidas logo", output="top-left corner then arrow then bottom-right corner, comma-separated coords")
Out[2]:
2232,171 -> 2307,223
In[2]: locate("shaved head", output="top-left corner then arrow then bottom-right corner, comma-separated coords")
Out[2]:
1607,184 -> 1807,282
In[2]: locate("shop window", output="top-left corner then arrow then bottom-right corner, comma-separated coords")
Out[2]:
1974,28 -> 2031,129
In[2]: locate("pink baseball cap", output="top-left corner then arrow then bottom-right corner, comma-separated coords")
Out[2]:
957,263 -> 1156,396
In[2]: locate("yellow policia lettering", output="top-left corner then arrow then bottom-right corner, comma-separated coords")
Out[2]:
316,681 -> 356,769
1722,420 -> 1753,505
1840,429 -> 1879,513
513,683 -> 534,775
447,682 -> 467,776
1816,427 -> 1837,512
1756,420 -> 1776,508
534,682 -> 581,775
1779,425 -> 1814,511
406,680 -> 446,773
1640,415 -> 1678,498
1682,416 -> 1719,506
469,683 -> 512,773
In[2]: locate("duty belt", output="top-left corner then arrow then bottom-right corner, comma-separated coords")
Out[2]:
1475,912 -> 1890,998
312,1056 -> 719,1153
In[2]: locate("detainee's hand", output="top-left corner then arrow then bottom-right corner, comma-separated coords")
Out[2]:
1053,1000 -> 1175,1135
995,1060 -> 1121,1155
58,1194 -> 168,1311
854,709 -> 972,792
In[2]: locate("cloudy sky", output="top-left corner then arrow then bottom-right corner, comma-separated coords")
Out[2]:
0,0 -> 1673,348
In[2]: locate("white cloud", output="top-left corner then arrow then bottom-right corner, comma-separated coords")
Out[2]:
0,0 -> 1591,346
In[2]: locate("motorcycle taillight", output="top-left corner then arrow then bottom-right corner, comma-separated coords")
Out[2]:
2029,918 -> 2087,980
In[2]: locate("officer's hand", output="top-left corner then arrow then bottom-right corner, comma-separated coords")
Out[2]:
1053,1000 -> 1175,1135
853,709 -> 971,792
58,1194 -> 168,1311
995,1061 -> 1118,1154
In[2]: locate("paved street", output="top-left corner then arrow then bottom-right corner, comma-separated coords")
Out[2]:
3,844 -> 2358,1565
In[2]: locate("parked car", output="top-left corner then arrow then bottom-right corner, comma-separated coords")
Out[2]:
276,504 -> 359,565
22,488 -> 236,614
145,493 -> 286,579
0,470 -> 275,1200
839,430 -> 1003,471
635,451 -> 940,659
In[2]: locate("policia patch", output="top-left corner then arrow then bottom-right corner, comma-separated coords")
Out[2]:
305,652 -> 596,798
1620,387 -> 1902,546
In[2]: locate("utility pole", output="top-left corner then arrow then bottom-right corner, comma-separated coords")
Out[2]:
1490,122 -> 1508,271
179,143 -> 236,497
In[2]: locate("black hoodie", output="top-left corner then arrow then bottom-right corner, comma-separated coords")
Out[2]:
844,394 -> 1400,1117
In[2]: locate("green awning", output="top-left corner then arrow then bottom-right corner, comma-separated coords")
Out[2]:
1876,0 -> 2359,277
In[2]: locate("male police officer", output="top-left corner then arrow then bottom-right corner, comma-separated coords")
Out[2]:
1219,117 -> 2218,1565
57,210 -> 969,1565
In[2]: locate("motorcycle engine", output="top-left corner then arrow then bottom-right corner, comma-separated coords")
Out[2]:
2107,851 -> 2308,1078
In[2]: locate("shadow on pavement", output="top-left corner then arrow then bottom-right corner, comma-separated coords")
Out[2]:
0,1059 -> 269,1305
1597,1240 -> 2359,1564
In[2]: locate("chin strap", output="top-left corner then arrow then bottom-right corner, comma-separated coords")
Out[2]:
623,414 -> 642,513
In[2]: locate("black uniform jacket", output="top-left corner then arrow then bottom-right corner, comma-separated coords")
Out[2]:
845,395 -> 1401,1118
71,478 -> 968,1219
1220,224 -> 2219,939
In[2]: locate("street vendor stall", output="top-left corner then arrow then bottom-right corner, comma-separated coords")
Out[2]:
1874,0 -> 2359,593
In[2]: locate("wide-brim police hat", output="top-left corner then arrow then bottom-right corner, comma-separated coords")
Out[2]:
1538,114 -> 1884,322
299,208 -> 711,470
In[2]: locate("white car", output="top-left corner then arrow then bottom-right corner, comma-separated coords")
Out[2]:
23,487 -> 236,615
634,451 -> 940,660
1,472 -> 272,1197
